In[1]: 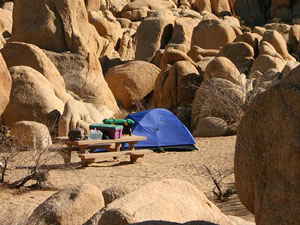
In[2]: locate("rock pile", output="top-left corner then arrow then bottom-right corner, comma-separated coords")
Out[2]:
0,0 -> 299,138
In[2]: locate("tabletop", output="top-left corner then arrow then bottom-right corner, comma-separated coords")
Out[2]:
55,135 -> 147,146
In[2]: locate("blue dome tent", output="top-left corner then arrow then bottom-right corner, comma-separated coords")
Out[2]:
123,108 -> 198,151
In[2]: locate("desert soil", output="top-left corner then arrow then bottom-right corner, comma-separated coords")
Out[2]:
0,135 -> 254,224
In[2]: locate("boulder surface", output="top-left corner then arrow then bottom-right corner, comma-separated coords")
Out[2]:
235,65 -> 300,225
26,184 -> 105,225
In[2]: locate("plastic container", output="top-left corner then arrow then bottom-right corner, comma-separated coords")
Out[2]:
89,124 -> 123,139
88,129 -> 103,140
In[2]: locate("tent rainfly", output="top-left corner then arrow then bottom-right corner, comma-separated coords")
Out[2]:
123,108 -> 198,151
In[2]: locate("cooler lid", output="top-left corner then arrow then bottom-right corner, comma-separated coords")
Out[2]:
89,123 -> 123,130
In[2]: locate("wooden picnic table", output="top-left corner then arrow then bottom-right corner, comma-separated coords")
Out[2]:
54,135 -> 151,165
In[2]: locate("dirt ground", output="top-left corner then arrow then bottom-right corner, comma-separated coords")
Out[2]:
0,135 -> 255,224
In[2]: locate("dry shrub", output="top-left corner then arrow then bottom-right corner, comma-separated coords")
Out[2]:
0,125 -> 59,190
192,78 -> 247,128
203,164 -> 235,202
192,153 -> 235,202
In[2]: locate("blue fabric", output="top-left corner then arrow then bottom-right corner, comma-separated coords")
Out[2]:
124,108 -> 195,149
93,148 -> 107,153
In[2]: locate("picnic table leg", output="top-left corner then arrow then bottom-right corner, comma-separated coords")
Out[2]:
130,155 -> 139,163
78,154 -> 96,167
58,144 -> 73,164
79,146 -> 88,153
61,150 -> 72,164
112,143 -> 122,160
128,141 -> 137,151
128,141 -> 139,163
79,146 -> 90,165
81,158 -> 95,167
129,153 -> 144,163
115,143 -> 121,151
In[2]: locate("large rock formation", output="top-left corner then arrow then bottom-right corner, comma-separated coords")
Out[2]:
1,42 -> 72,103
105,60 -> 160,109
44,50 -> 119,112
121,0 -> 176,21
88,10 -> 122,48
9,0 -> 119,113
135,14 -> 174,61
233,32 -> 261,57
191,19 -> 236,51
154,60 -> 201,110
205,56 -> 244,85
3,66 -> 64,127
235,65 -> 300,225
250,54 -> 286,77
11,0 -> 103,56
0,53 -> 11,116
0,8 -> 12,47
218,42 -> 254,74
85,0 -> 101,11
192,0 -> 212,13
159,48 -> 197,70
165,17 -> 200,53
261,29 -> 295,61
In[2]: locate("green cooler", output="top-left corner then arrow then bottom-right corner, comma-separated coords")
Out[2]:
89,124 -> 123,139
103,119 -> 134,135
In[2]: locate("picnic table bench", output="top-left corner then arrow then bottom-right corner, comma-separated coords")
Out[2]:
53,135 -> 151,165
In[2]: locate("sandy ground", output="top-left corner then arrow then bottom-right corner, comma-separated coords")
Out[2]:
0,135 -> 255,224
